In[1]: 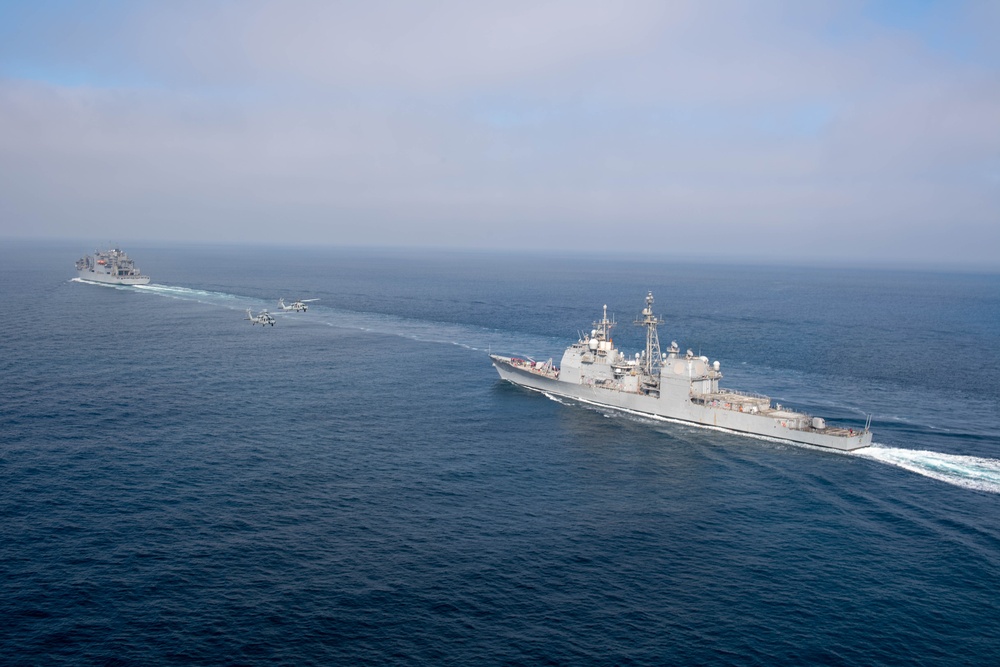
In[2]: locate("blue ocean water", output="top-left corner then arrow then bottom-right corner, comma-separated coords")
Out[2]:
2,240 -> 999,665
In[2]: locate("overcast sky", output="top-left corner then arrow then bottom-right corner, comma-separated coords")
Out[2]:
1,0 -> 998,267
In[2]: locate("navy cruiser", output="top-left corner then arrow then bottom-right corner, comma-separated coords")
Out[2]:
491,292 -> 872,451
75,246 -> 150,285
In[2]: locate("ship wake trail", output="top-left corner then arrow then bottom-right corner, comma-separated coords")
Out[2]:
132,284 -> 244,304
126,283 -> 561,353
855,446 -> 1000,494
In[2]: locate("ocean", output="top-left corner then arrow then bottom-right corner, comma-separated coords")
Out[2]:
2,240 -> 999,665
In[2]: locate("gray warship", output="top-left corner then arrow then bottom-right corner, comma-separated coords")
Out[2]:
75,246 -> 150,285
491,292 -> 872,451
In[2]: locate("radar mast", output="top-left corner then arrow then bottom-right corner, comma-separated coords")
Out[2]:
634,291 -> 662,378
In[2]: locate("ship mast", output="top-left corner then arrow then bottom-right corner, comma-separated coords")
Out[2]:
593,304 -> 615,344
634,291 -> 662,378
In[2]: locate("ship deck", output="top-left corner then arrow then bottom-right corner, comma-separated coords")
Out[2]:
502,356 -> 560,380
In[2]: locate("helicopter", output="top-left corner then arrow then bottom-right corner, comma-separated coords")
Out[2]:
245,308 -> 276,326
278,297 -> 319,312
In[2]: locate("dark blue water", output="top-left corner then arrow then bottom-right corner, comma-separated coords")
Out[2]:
3,241 -> 999,665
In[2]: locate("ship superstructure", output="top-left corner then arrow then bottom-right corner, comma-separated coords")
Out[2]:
491,292 -> 872,451
75,247 -> 150,285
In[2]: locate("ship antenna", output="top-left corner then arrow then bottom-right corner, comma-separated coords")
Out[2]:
593,304 -> 616,342
634,291 -> 662,377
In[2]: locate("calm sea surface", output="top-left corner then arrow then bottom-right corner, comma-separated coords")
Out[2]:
2,241 -> 999,665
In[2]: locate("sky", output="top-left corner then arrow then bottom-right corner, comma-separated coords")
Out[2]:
1,0 -> 998,268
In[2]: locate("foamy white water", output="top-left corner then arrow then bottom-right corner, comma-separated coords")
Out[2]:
133,283 -> 244,302
855,446 -> 1000,494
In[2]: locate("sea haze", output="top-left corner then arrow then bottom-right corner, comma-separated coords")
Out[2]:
2,241 -> 999,665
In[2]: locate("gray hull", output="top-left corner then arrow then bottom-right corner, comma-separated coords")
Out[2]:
492,355 -> 871,451
77,269 -> 150,285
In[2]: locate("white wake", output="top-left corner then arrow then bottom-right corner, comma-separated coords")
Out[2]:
854,446 -> 1000,494
132,283 -> 246,304
87,280 -> 560,358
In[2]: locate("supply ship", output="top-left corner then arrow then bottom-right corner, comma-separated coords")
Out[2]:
75,246 -> 150,285
491,292 -> 872,451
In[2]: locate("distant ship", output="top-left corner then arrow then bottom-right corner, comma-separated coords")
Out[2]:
75,246 -> 150,285
491,292 -> 872,451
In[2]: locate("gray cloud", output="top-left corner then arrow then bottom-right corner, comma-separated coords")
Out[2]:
1,1 -> 997,268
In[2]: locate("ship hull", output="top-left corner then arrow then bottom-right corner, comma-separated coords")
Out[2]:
77,269 -> 150,285
492,355 -> 871,451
